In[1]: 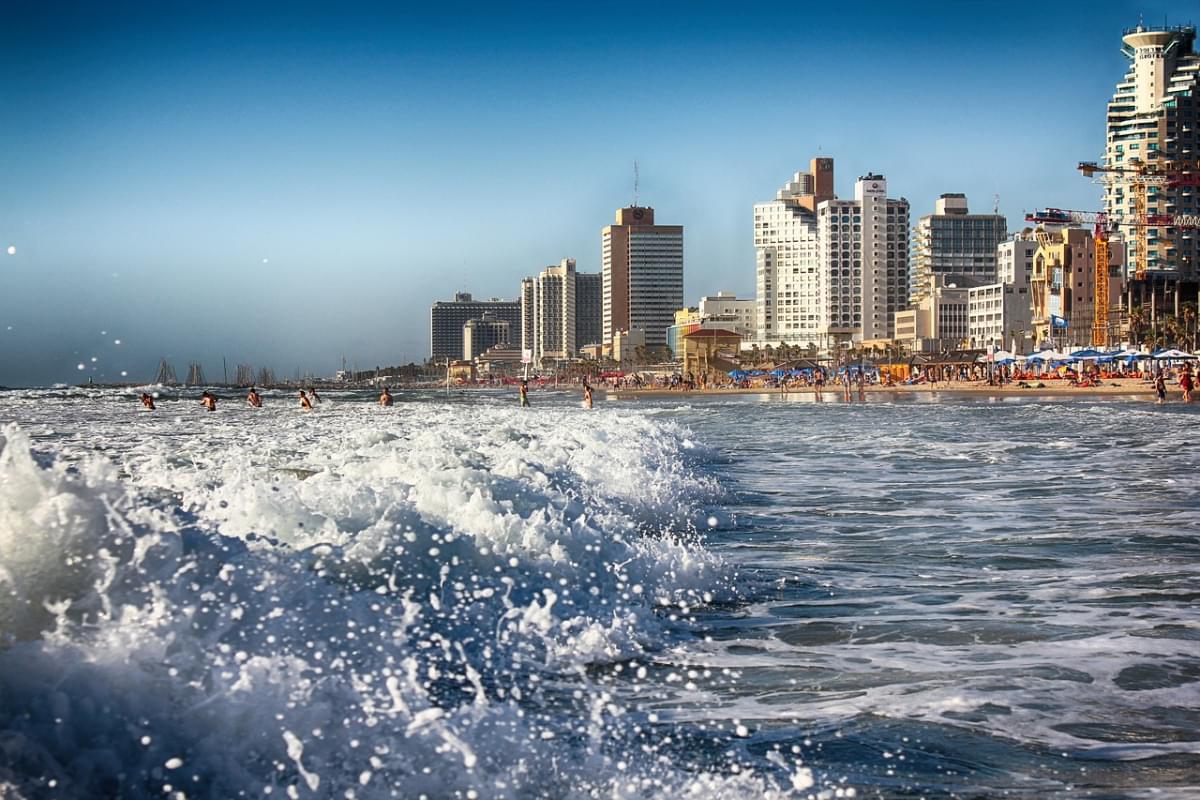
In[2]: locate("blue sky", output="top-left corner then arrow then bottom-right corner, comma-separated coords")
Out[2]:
0,0 -> 1186,385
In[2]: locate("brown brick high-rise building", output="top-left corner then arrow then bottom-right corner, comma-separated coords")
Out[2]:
601,206 -> 684,348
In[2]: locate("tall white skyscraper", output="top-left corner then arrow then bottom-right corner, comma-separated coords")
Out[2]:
755,160 -> 909,350
1104,25 -> 1198,278
602,206 -> 684,348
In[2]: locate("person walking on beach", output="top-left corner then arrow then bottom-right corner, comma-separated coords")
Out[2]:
247,387 -> 263,407
299,390 -> 313,411
519,379 -> 530,408
1180,367 -> 1194,403
140,393 -> 156,411
583,380 -> 594,409
1154,372 -> 1167,404
201,391 -> 217,412
379,387 -> 393,407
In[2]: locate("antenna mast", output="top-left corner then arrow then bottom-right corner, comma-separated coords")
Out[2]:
633,160 -> 639,207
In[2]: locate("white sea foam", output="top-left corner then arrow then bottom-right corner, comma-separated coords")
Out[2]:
0,400 -> 809,798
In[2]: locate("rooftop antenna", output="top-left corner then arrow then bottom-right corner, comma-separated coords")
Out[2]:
993,193 -> 1001,214
633,160 -> 639,208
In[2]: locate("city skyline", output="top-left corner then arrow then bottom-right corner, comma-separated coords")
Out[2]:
0,0 -> 1187,385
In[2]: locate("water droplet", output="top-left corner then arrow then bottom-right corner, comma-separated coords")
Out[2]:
76,363 -> 85,370
114,339 -> 121,345
164,757 -> 184,769
6,246 -> 14,255
120,370 -> 128,377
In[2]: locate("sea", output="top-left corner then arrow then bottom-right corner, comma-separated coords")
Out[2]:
0,386 -> 1197,799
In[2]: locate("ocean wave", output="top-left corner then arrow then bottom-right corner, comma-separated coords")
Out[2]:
0,405 -> 801,798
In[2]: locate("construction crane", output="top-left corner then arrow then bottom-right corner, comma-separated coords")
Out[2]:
1077,159 -> 1198,279
1025,207 -> 1200,345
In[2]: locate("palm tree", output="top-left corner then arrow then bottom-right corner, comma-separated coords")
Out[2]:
1128,305 -> 1147,348
1180,301 -> 1198,352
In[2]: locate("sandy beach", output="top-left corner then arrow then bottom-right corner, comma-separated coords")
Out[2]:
601,377 -> 1178,401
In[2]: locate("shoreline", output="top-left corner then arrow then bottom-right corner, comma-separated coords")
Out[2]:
600,379 -> 1178,401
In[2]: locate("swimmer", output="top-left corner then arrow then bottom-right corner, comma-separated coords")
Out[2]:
380,386 -> 394,407
140,393 -> 156,411
247,387 -> 263,407
201,391 -> 217,412
583,380 -> 593,409
519,379 -> 530,408
299,389 -> 313,410
308,387 -> 322,404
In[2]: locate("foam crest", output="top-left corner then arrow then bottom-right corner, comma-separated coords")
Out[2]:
0,406 -> 768,798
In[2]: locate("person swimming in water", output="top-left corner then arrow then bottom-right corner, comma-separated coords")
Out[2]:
308,387 -> 322,404
247,387 -> 263,407
140,393 -> 156,411
201,391 -> 217,412
379,387 -> 393,407
299,390 -> 313,410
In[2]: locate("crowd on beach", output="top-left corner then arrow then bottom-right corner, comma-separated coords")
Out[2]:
133,360 -> 1196,412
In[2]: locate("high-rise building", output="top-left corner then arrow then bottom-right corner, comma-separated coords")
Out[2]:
911,194 -> 1008,301
602,206 -> 684,348
753,159 -> 830,346
1104,25 -> 1198,277
755,161 -> 909,349
430,292 -> 521,361
519,259 -> 603,364
463,312 -> 511,360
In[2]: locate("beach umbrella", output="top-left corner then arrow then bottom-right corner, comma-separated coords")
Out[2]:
1070,348 -> 1106,359
1153,349 -> 1196,359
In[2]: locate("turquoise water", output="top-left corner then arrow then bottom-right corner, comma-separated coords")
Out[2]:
0,387 -> 1196,798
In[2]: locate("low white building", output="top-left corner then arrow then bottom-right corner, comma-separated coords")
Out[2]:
968,283 -> 1033,352
698,291 -> 756,339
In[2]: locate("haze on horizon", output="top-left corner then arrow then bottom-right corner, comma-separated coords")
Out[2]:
0,0 -> 1183,386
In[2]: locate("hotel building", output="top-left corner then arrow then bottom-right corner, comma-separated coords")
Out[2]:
755,160 -> 909,350
602,206 -> 684,349
430,293 -> 521,361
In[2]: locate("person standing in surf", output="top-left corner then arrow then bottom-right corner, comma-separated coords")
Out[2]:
201,391 -> 217,411
299,390 -> 313,411
308,387 -> 322,404
247,387 -> 263,407
140,393 -> 156,411
519,379 -> 530,408
583,380 -> 593,409
379,387 -> 393,407
1155,372 -> 1167,404
1180,366 -> 1194,403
